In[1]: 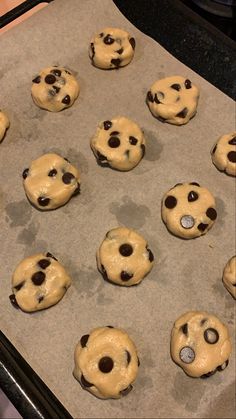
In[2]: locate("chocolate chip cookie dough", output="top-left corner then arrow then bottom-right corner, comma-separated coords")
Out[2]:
211,132 -> 236,176
31,66 -> 80,112
0,110 -> 10,143
223,256 -> 236,299
22,153 -> 80,210
9,253 -> 71,312
91,116 -> 145,171
89,28 -> 135,69
170,311 -> 232,378
73,326 -> 139,399
146,76 -> 199,125
96,227 -> 154,286
161,182 -> 217,239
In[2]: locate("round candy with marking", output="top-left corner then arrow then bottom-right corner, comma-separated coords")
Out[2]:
9,253 -> 71,312
0,110 -> 10,143
146,76 -> 200,125
31,66 -> 80,112
161,182 -> 217,239
96,227 -> 154,286
91,116 -> 146,171
22,153 -> 80,210
89,27 -> 136,69
211,132 -> 236,176
223,256 -> 236,299
73,326 -> 139,399
170,311 -> 232,378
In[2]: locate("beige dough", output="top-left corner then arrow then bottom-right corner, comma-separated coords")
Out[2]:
9,253 -> 71,312
89,27 -> 135,69
96,227 -> 154,286
223,256 -> 236,299
211,132 -> 236,176
91,116 -> 145,171
170,311 -> 232,378
147,76 -> 200,125
0,110 -> 10,142
161,182 -> 217,239
22,153 -> 80,210
73,326 -> 139,399
31,66 -> 80,112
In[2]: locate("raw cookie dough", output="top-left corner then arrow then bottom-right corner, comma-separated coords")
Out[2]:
22,153 -> 80,210
223,256 -> 236,299
161,182 -> 217,239
170,311 -> 232,378
96,227 -> 154,286
211,132 -> 236,176
89,27 -> 135,69
31,66 -> 80,112
146,76 -> 200,125
9,252 -> 71,312
91,116 -> 145,171
0,110 -> 10,142
73,326 -> 139,399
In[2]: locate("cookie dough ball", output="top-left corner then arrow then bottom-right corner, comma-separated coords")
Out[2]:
0,110 -> 10,142
211,132 -> 236,176
9,252 -> 71,312
89,28 -> 136,69
73,326 -> 139,399
171,311 -> 232,378
96,227 -> 154,286
161,182 -> 217,239
22,153 -> 80,210
146,76 -> 200,125
31,66 -> 80,112
223,256 -> 236,299
91,117 -> 145,171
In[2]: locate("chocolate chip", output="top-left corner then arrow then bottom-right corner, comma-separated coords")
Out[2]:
46,252 -> 58,261
227,151 -> 236,163
137,357 -> 140,367
62,172 -> 75,184
188,191 -> 199,202
200,318 -> 207,326
9,294 -> 19,308
212,144 -> 217,154
120,385 -> 133,396
50,69 -> 61,77
119,244 -> 133,257
90,43 -> 95,59
96,151 -> 107,162
173,183 -> 183,187
217,360 -> 229,371
190,182 -> 200,186
111,58 -> 121,67
110,131 -> 119,136
99,32 -> 104,37
181,323 -> 188,335
120,271 -> 133,281
108,136 -> 120,148
171,83 -> 181,91
103,120 -> 112,130
65,70 -> 71,75
38,296 -> 44,303
81,375 -> 93,388
198,223 -> 208,232
45,74 -> 56,84
22,168 -> 29,179
62,95 -> 71,105
141,144 -> 146,157
80,334 -> 89,348
14,281 -> 25,291
129,136 -> 138,145
38,259 -> 51,269
31,271 -> 46,286
104,34 -> 114,45
64,157 -> 70,162
176,108 -> 188,118
73,183 -> 80,196
129,37 -> 136,49
204,328 -> 219,344
206,207 -> 217,220
106,325 -> 114,328
147,91 -> 154,102
179,346 -> 195,364
201,370 -> 216,379
154,93 -> 161,104
48,169 -> 57,177
147,247 -> 154,262
101,264 -> 109,281
126,350 -> 131,365
185,79 -> 192,89
98,356 -> 114,373
38,197 -> 50,207
228,136 -> 236,145
125,150 -> 130,158
52,85 -> 60,94
116,48 -> 124,54
32,76 -> 41,84
164,195 -> 177,209
180,215 -> 195,229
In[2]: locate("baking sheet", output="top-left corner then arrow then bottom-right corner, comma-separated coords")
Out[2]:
0,0 -> 235,417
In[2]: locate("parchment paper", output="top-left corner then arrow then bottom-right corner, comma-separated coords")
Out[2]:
0,0 -> 235,417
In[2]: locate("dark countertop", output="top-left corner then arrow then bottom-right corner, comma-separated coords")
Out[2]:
0,1 -> 235,418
